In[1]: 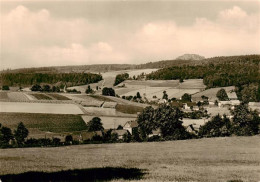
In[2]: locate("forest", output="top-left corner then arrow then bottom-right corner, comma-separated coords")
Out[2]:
146,55 -> 260,102
0,73 -> 102,87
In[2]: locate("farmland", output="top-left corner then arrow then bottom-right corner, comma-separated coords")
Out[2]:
115,79 -> 205,101
30,93 -> 52,100
46,94 -> 71,100
67,69 -> 158,93
0,102 -> 84,114
0,112 -> 87,135
0,136 -> 259,181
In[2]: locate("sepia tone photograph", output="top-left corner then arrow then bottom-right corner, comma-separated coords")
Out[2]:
0,0 -> 260,181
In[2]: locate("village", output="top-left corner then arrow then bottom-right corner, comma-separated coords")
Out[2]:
1,69 -> 259,144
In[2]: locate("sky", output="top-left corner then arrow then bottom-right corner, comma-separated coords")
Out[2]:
1,0 -> 260,69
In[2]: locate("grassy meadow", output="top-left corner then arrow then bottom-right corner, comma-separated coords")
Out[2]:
0,136 -> 259,181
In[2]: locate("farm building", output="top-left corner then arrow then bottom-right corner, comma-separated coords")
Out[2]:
182,118 -> 208,133
206,107 -> 232,118
112,129 -> 129,139
123,120 -> 138,134
218,100 -> 240,107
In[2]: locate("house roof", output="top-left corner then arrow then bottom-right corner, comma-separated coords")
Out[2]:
206,106 -> 231,117
182,118 -> 208,127
124,120 -> 138,128
226,91 -> 238,99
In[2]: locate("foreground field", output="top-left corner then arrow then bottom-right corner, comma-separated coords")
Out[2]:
0,136 -> 259,181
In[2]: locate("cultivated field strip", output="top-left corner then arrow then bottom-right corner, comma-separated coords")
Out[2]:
0,102 -> 84,114
0,112 -> 87,133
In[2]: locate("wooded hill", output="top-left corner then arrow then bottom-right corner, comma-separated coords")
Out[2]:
146,55 -> 260,102
146,55 -> 260,87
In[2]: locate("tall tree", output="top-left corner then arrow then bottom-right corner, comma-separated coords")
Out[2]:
87,117 -> 104,132
231,104 -> 260,135
0,126 -> 13,146
216,89 -> 229,101
162,91 -> 168,100
14,122 -> 29,146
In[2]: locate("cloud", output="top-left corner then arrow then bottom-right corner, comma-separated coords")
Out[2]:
1,5 -> 260,69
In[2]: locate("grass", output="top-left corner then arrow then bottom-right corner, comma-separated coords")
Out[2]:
116,104 -> 143,114
30,93 -> 52,100
0,136 -> 259,181
0,113 -> 87,133
46,93 -> 71,100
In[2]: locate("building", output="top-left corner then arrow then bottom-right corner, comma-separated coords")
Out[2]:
123,120 -> 138,134
112,129 -> 129,139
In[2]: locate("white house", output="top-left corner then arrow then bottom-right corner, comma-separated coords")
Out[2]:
123,120 -> 138,135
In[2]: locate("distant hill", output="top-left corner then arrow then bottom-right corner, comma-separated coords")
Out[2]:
176,54 -> 205,61
1,54 -> 259,74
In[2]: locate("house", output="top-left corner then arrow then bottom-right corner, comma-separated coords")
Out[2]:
123,120 -> 138,134
186,124 -> 199,134
183,102 -> 199,111
182,118 -> 208,134
248,102 -> 260,112
148,129 -> 162,138
112,129 -> 129,139
218,100 -> 240,107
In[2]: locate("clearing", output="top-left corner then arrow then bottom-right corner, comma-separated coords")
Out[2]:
0,136 -> 259,181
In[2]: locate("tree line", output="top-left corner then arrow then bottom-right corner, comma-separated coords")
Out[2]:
0,73 -> 102,87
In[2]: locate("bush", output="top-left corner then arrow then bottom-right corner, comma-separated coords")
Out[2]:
31,84 -> 42,91
102,87 -> 115,96
2,85 -> 9,90
181,93 -> 191,102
